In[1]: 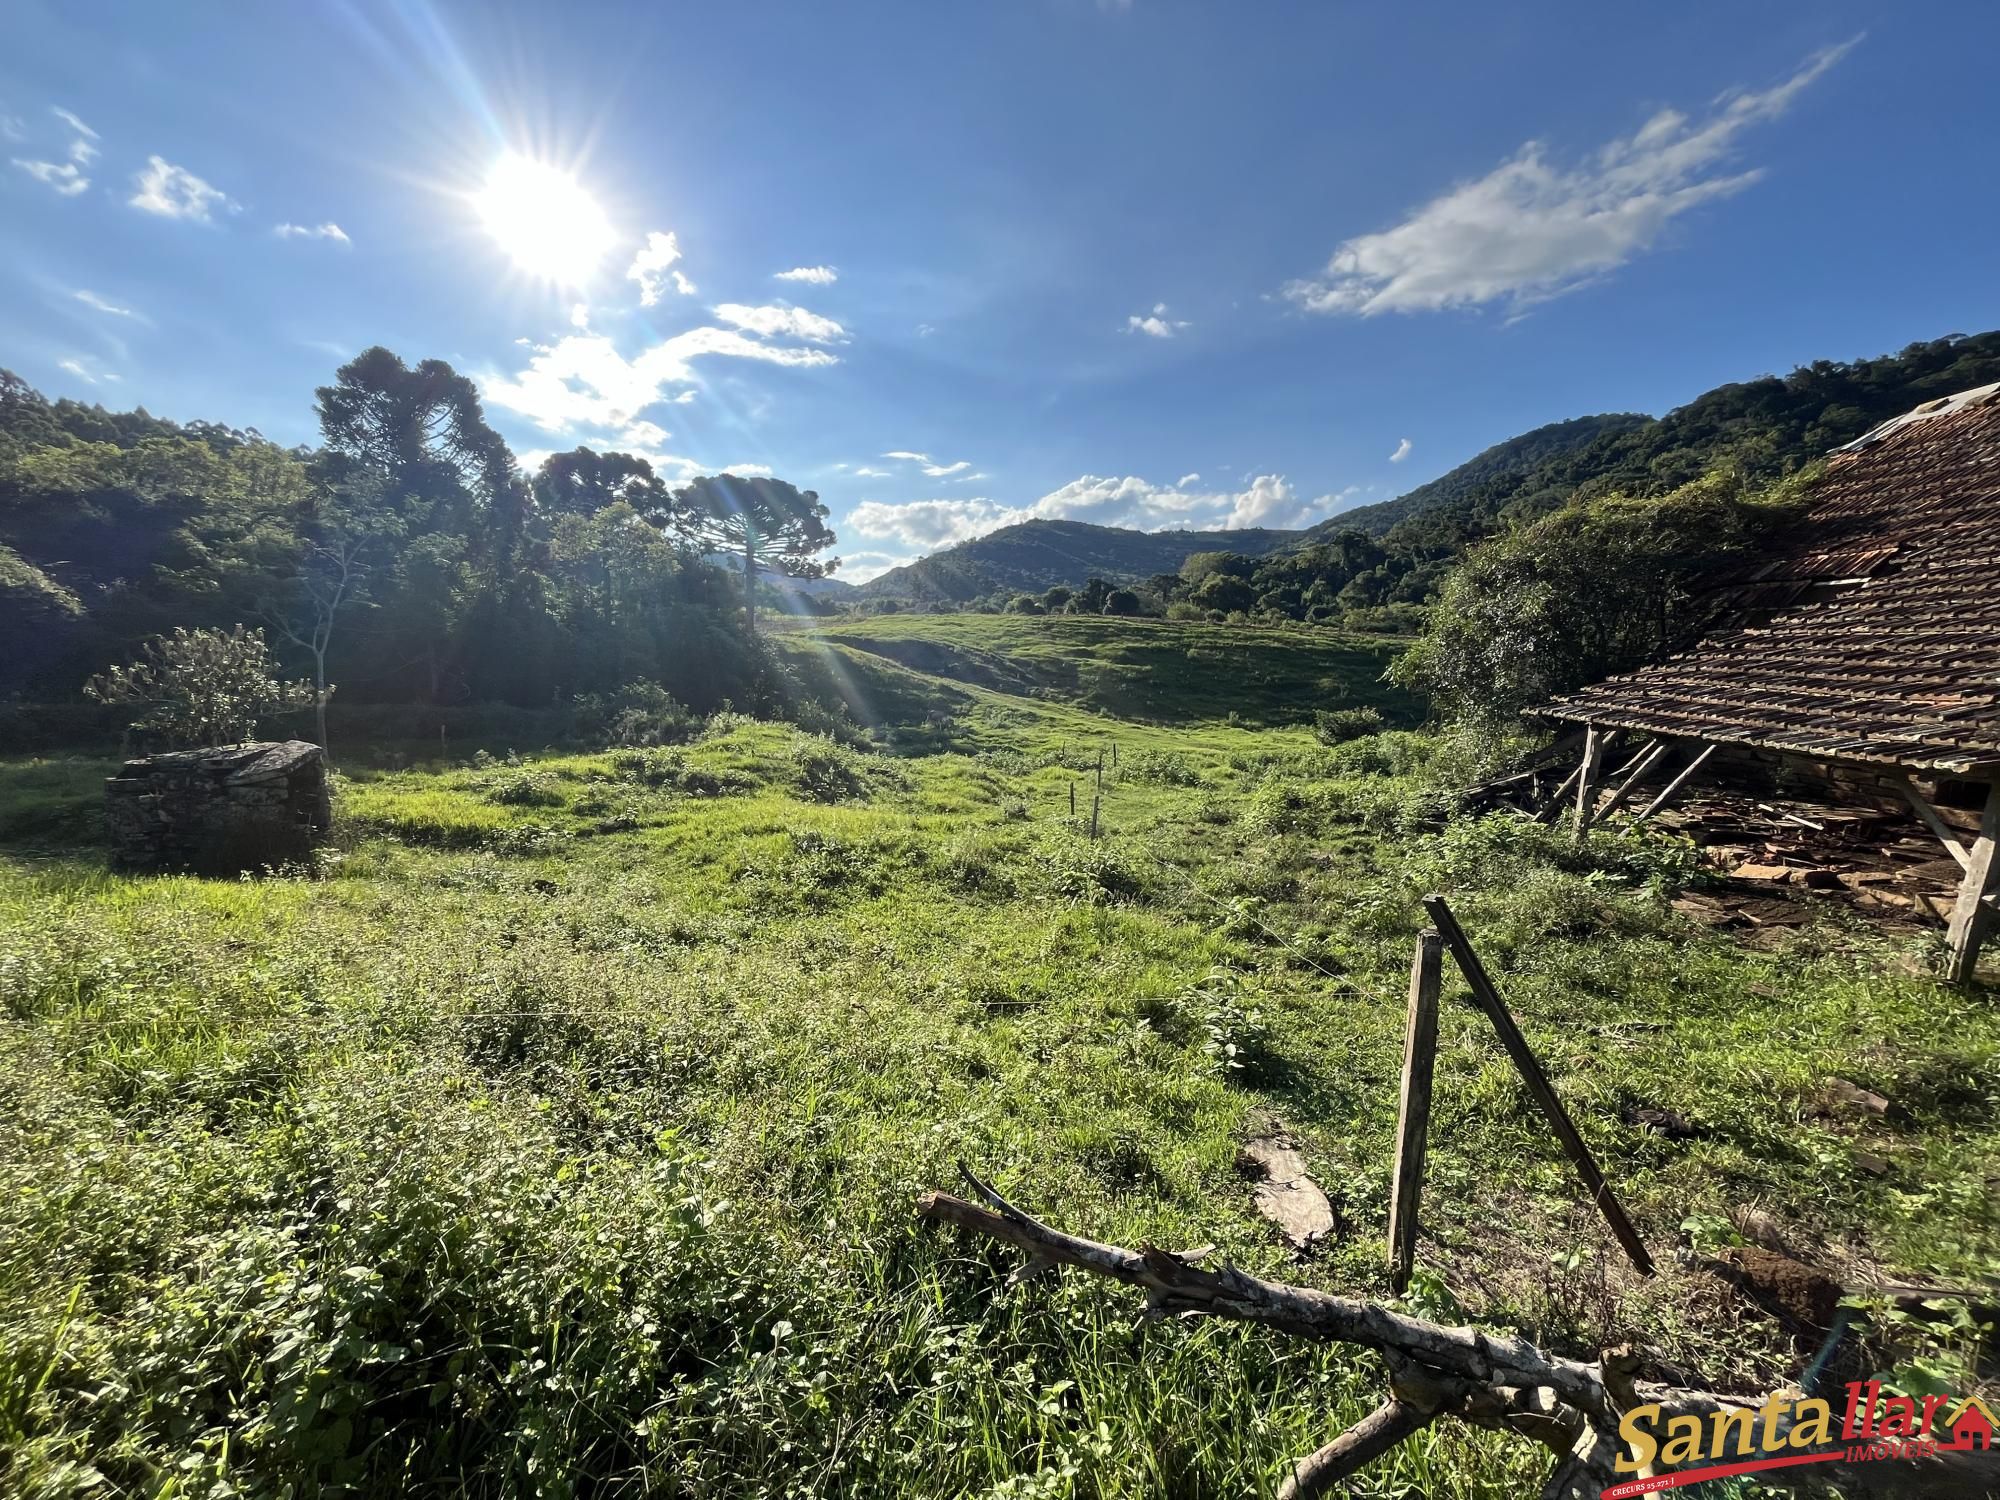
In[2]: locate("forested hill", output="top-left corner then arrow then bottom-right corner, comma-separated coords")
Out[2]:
1367,332 -> 2000,558
1307,413 -> 1648,541
856,519 -> 1303,601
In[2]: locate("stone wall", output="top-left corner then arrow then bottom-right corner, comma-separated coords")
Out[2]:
105,741 -> 331,872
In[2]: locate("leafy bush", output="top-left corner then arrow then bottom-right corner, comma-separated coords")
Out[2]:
1121,750 -> 1203,787
789,737 -> 867,802
1391,466 -> 1815,725
84,625 -> 314,747
1313,706 -> 1385,744
485,771 -> 566,807
573,682 -> 701,747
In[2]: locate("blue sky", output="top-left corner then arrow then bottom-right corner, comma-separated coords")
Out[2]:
5,2 -> 1998,581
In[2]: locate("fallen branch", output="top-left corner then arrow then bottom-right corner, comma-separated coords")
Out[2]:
917,1166 -> 2000,1498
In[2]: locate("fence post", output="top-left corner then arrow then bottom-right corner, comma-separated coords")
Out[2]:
1387,928 -> 1443,1293
1089,791 -> 1100,839
1421,894 -> 1654,1277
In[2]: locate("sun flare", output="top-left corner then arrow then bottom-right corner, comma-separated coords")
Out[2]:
473,152 -> 616,285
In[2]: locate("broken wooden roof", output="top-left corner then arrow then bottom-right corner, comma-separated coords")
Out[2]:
1542,383 -> 2000,776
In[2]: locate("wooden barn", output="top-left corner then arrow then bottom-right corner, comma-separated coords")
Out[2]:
1529,382 -> 2000,982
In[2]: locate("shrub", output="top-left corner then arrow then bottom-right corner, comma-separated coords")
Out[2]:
789,736 -> 867,802
1391,466 -> 1816,725
485,771 -> 566,808
1122,750 -> 1203,787
573,682 -> 701,747
84,625 -> 314,747
1313,706 -> 1385,744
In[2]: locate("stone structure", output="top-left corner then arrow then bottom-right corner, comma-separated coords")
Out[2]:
105,740 -> 331,872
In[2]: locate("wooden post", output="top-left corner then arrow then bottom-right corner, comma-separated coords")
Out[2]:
1089,791 -> 1100,839
1944,782 -> 2000,985
438,722 -> 447,762
1069,781 -> 1076,817
1594,739 -> 1669,822
1631,743 -> 1716,826
1421,894 -> 1654,1277
1096,749 -> 1104,792
1893,775 -> 1972,870
1387,929 -> 1443,1293
1111,742 -> 1118,768
1571,724 -> 1607,841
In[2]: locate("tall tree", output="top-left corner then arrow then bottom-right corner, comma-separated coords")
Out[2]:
675,474 -> 837,634
532,447 -> 678,525
314,347 -> 517,532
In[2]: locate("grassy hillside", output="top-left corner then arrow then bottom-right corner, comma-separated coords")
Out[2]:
856,519 -> 1304,602
2,631 -> 1994,1497
796,613 -> 1417,726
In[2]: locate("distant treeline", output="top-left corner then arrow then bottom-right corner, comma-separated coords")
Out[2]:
856,332 -> 2000,628
0,349 -> 836,714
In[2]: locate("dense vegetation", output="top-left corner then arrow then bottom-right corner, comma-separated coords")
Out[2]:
0,353 -> 834,720
5,618 -> 1995,1498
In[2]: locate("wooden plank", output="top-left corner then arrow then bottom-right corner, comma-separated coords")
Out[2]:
1944,784 -> 2000,985
1631,743 -> 1717,826
1535,760 -> 1585,824
1893,775 -> 1972,871
1571,725 -> 1608,841
1420,894 -> 1655,1277
1386,929 -> 1443,1294
1595,738 -> 1670,821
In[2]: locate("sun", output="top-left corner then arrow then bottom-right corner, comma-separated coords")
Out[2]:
473,152 -> 616,285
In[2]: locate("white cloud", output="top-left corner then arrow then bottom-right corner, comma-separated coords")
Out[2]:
1176,473 -> 1201,488
882,450 -> 930,463
130,156 -> 236,221
1283,40 -> 1856,317
569,302 -> 590,329
921,459 -> 971,478
275,221 -> 350,244
57,356 -> 119,385
839,550 -> 916,584
713,302 -> 848,344
482,327 -> 837,434
852,465 -> 892,478
13,106 -> 99,195
717,462 -> 773,477
51,107 -> 96,143
1028,473 -> 1317,530
1125,301 -> 1189,338
1389,437 -> 1412,463
628,231 -> 695,305
849,498 -> 1026,549
847,471 -> 1342,552
13,157 -> 88,195
73,289 -> 140,319
774,265 -> 837,285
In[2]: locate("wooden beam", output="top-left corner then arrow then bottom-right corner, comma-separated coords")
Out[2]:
1893,775 -> 1972,871
1571,725 -> 1608,841
1944,783 -> 2000,986
1595,739 -> 1670,822
1535,760 -> 1585,824
1386,929 -> 1443,1294
1631,743 -> 1717,826
1421,894 -> 1655,1277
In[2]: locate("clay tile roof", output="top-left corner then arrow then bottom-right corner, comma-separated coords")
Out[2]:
1541,384 -> 2000,775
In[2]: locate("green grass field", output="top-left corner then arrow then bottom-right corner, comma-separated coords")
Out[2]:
2,617 -> 1994,1498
